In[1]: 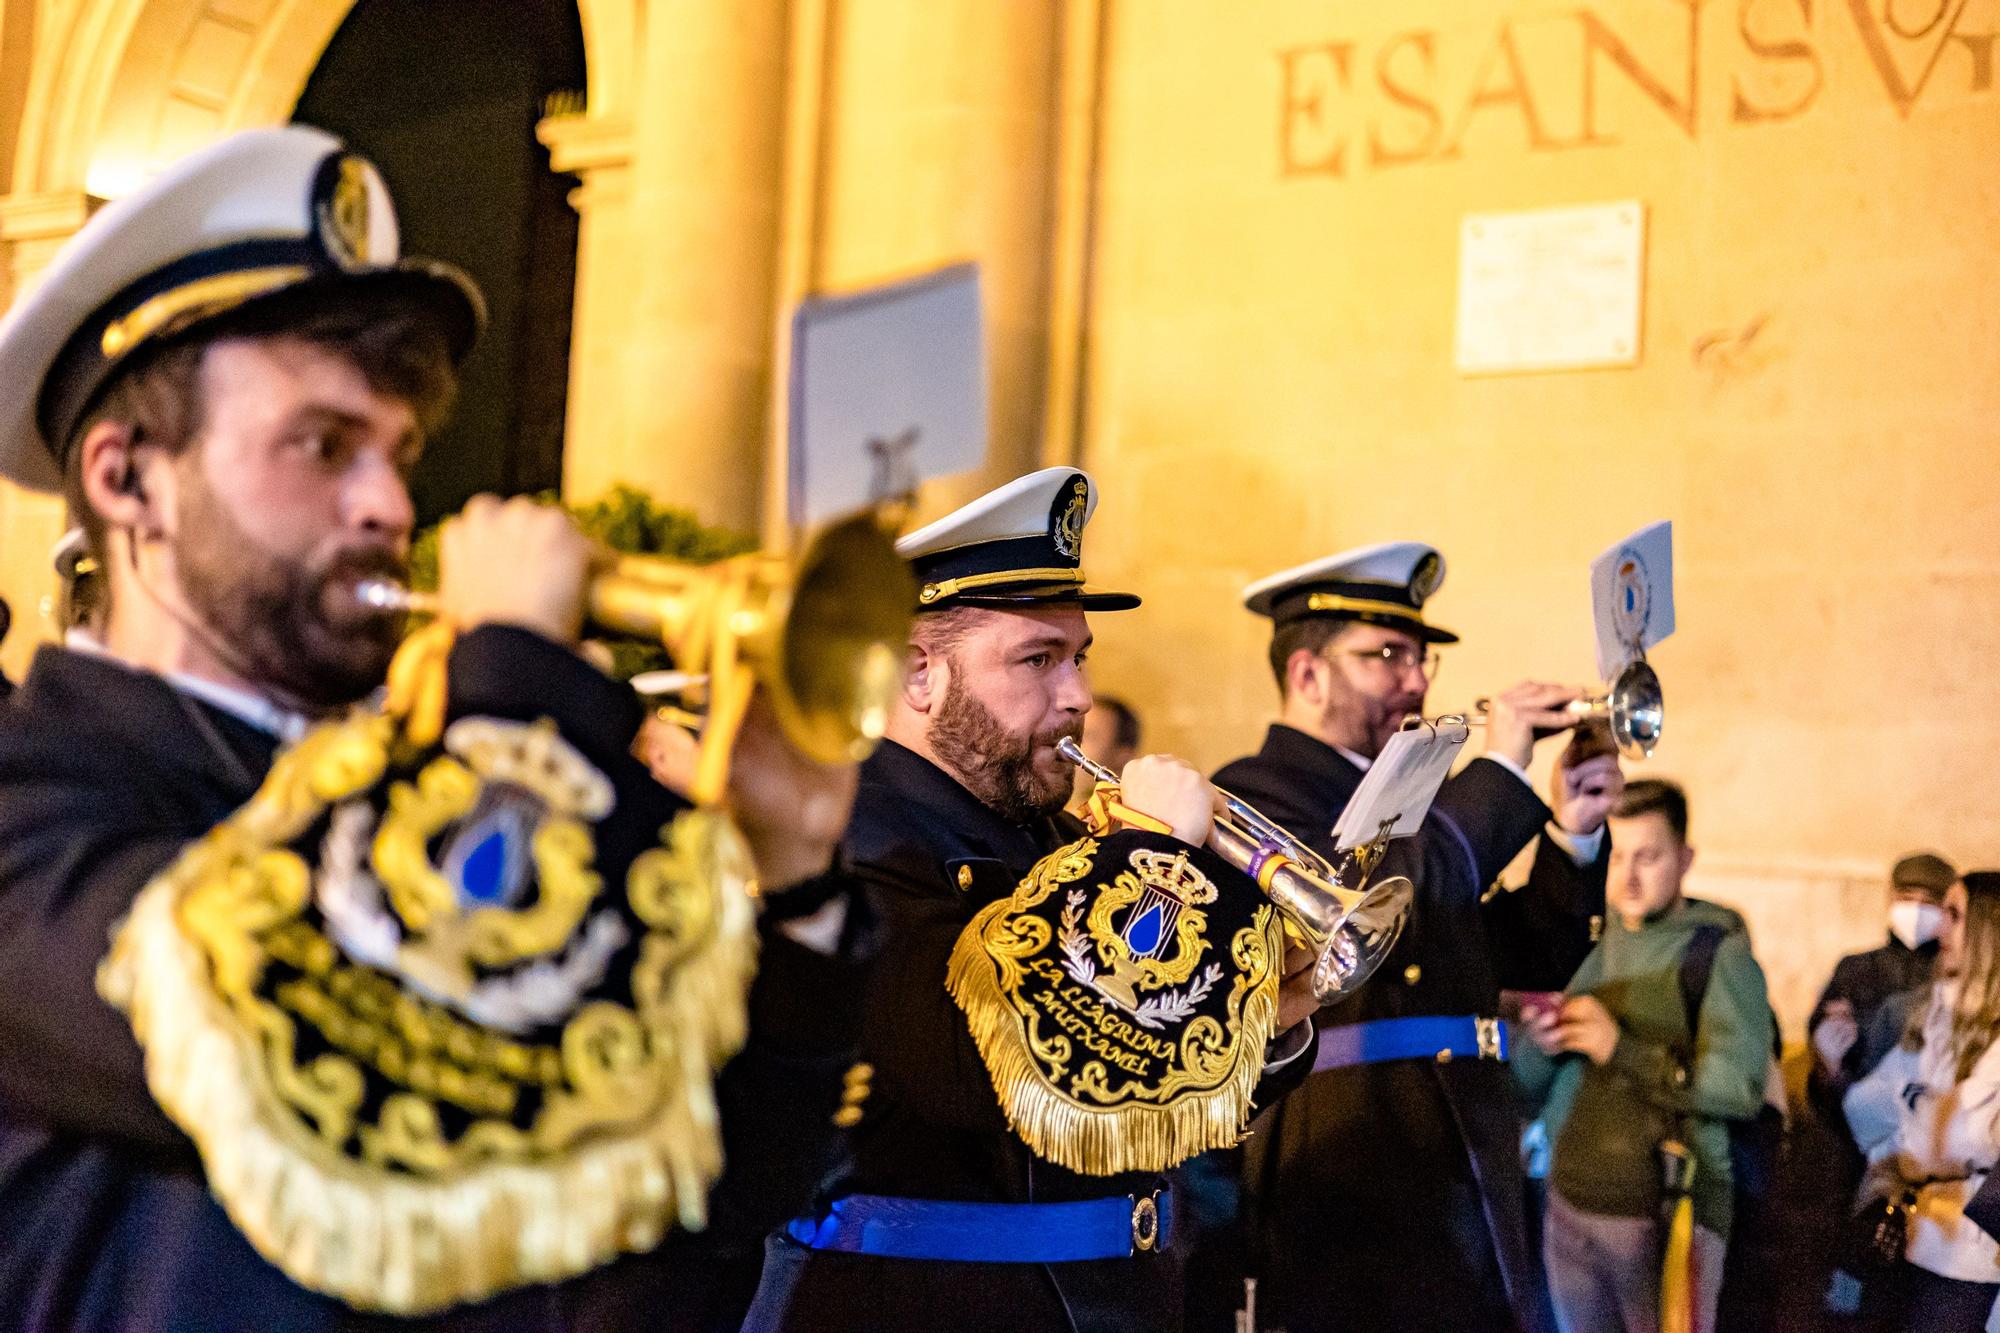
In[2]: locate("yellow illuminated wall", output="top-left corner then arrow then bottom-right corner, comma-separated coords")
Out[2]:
1073,1 -> 2000,1030
1,0 -> 1994,1031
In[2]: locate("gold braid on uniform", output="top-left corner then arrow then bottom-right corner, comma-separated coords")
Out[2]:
97,640 -> 759,1315
945,835 -> 1283,1176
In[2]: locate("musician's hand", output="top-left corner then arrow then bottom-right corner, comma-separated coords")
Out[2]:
636,713 -> 702,795
1553,752 -> 1624,836
1481,681 -> 1584,771
725,693 -> 860,892
438,495 -> 595,646
1813,1000 -> 1860,1074
1276,941 -> 1320,1033
1118,754 -> 1215,848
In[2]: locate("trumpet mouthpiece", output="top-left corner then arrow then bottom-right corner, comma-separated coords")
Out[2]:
353,579 -> 438,616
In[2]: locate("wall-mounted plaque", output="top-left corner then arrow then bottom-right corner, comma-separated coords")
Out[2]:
1455,201 -> 1645,375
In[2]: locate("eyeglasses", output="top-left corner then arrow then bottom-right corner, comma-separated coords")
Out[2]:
1333,644 -> 1441,677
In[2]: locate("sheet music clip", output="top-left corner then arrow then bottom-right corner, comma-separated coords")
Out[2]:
1333,721 -> 1468,852
787,262 -> 988,529
1404,712 -> 1473,746
866,425 -> 921,512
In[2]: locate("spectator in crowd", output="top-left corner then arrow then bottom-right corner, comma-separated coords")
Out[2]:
1812,853 -> 1957,1112
1515,779 -> 1777,1333
1778,852 -> 1958,1325
1843,871 -> 2000,1332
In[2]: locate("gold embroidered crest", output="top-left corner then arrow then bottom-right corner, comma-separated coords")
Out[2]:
945,835 -> 1283,1175
97,711 -> 758,1314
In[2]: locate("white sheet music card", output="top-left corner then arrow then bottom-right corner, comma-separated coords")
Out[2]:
787,262 -> 988,529
1332,723 -> 1468,852
1589,520 -> 1676,680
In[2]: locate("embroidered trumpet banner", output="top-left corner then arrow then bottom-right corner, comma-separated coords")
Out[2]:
98,711 -> 757,1315
947,834 -> 1284,1175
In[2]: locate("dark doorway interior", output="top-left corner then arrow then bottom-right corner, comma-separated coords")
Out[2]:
295,0 -> 585,523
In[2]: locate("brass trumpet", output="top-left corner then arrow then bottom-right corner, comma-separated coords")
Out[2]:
1056,737 -> 1412,1002
1434,658 -> 1665,760
357,510 -> 915,802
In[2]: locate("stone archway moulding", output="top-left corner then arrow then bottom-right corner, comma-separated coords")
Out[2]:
10,0 -> 637,202
0,0 -> 639,682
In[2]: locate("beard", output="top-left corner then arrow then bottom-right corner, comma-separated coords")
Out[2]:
172,466 -> 407,709
1340,683 -> 1426,758
927,671 -> 1082,824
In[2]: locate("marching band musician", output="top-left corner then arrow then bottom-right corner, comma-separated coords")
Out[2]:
1213,542 -> 1609,1333
747,468 -> 1321,1333
0,126 -> 873,1329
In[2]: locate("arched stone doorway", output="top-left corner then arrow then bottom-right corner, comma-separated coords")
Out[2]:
0,0 -> 639,673
295,0 -> 586,518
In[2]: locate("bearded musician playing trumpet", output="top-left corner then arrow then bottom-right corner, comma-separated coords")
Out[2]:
1213,543 -> 1620,1333
748,468 -> 1324,1333
0,127 -> 881,1329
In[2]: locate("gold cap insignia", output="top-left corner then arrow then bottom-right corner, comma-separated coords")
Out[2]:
1409,552 -> 1443,603
1051,476 -> 1088,560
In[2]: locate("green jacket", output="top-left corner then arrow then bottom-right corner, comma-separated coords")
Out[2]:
1513,896 -> 1775,1238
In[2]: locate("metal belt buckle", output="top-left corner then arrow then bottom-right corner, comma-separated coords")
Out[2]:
1476,1016 -> 1502,1061
1130,1191 -> 1161,1253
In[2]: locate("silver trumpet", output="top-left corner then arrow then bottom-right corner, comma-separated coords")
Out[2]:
1056,737 -> 1412,1002
1452,658 -> 1665,760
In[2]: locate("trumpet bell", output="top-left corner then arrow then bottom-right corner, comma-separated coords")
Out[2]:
1605,658 -> 1664,760
768,513 -> 917,764
592,511 -> 916,766
1310,874 -> 1412,1002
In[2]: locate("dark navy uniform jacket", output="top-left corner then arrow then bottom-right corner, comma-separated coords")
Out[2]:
0,628 -> 870,1332
1483,830 -> 1610,994
747,740 -> 1310,1333
1214,723 -> 1566,1333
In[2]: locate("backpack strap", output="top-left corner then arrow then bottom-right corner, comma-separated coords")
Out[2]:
1677,923 -> 1728,1043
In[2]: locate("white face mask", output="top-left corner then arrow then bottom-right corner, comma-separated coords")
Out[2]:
1889,900 -> 1943,950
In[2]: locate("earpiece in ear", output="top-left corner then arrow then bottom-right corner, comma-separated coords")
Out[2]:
121,454 -> 150,507
117,426 -> 149,502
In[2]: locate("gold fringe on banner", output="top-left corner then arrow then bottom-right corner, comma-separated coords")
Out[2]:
97,713 -> 759,1315
946,836 -> 1283,1177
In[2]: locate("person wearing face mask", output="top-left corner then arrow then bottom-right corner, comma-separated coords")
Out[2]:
1778,854 -> 1957,1326
1843,872 -> 2000,1331
1810,853 -> 1958,1113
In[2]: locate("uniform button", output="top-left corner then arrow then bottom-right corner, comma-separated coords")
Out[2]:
833,1062 -> 872,1127
1435,1048 -> 1453,1064
956,865 -> 974,891
1403,964 -> 1422,985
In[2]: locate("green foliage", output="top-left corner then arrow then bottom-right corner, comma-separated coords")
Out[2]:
408,486 -> 756,680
